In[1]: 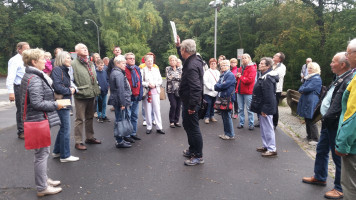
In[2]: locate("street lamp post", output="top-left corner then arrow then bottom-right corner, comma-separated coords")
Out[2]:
84,19 -> 100,55
209,0 -> 222,59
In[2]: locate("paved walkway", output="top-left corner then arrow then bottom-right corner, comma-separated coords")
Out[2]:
0,78 -> 334,200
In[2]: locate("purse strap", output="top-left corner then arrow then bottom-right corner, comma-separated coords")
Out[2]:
209,69 -> 218,83
23,75 -> 48,121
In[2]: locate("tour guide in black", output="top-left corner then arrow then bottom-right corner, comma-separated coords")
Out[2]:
176,36 -> 205,166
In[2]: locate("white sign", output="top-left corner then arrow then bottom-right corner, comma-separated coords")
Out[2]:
237,49 -> 244,59
170,21 -> 177,43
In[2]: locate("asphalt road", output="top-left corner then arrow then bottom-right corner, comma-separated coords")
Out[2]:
0,79 -> 332,200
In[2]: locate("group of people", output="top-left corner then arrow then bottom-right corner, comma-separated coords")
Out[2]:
5,36 -> 356,199
299,40 -> 356,200
200,52 -> 286,158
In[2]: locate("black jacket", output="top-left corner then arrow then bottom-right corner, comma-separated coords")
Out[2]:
51,66 -> 72,100
20,67 -> 60,128
250,69 -> 279,115
177,47 -> 204,110
321,70 -> 354,130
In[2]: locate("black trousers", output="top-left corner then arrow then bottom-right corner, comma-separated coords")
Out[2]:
14,84 -> 23,134
305,118 -> 319,141
168,93 -> 181,123
273,92 -> 281,127
182,104 -> 203,158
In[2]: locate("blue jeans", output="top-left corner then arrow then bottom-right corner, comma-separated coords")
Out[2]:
96,94 -> 107,118
114,107 -> 130,143
237,94 -> 254,127
204,94 -> 216,119
53,109 -> 71,159
221,110 -> 234,137
127,99 -> 139,136
314,122 -> 342,192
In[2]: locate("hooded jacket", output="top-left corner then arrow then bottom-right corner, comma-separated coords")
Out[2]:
336,72 -> 356,154
297,74 -> 322,119
250,69 -> 279,115
108,67 -> 132,107
235,63 -> 257,95
20,67 -> 60,128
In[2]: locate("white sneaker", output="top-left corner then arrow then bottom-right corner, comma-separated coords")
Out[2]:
153,120 -> 156,125
47,178 -> 61,187
51,153 -> 60,158
60,156 -> 79,163
37,186 -> 62,197
308,141 -> 318,146
143,121 -> 147,126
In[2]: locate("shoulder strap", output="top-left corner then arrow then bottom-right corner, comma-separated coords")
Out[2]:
209,70 -> 218,82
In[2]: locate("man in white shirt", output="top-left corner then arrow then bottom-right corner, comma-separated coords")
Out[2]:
300,58 -> 312,83
272,52 -> 286,129
6,42 -> 30,139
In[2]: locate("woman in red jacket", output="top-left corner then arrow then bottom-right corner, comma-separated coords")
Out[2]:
236,54 -> 257,130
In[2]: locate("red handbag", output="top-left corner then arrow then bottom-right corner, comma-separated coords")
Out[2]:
214,96 -> 233,111
23,76 -> 51,150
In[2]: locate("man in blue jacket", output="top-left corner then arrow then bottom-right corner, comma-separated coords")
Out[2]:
176,36 -> 205,166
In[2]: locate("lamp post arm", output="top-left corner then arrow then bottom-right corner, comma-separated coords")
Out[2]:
84,19 -> 100,55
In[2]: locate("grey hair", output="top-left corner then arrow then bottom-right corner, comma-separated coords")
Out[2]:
181,39 -> 196,54
335,52 -> 350,69
124,52 -> 135,59
307,62 -> 321,75
168,55 -> 177,61
144,55 -> 153,62
75,43 -> 87,51
348,38 -> 356,51
114,55 -> 126,63
220,59 -> 230,67
103,57 -> 110,61
54,51 -> 70,67
306,58 -> 312,62
260,57 -> 273,67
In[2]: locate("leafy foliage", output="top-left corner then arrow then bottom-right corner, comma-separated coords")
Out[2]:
1,0 -> 355,88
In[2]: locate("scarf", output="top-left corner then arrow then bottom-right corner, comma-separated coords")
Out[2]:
79,56 -> 95,84
304,73 -> 318,80
127,65 -> 139,88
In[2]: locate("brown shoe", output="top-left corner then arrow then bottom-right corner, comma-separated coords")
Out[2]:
18,133 -> 24,140
85,138 -> 102,144
256,147 -> 267,152
75,143 -> 87,150
324,189 -> 343,199
210,117 -> 218,122
302,176 -> 326,186
261,150 -> 277,157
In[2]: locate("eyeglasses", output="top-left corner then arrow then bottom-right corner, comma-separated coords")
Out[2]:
345,51 -> 356,56
126,58 -> 135,60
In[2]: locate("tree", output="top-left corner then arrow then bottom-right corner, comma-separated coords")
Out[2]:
95,0 -> 163,63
